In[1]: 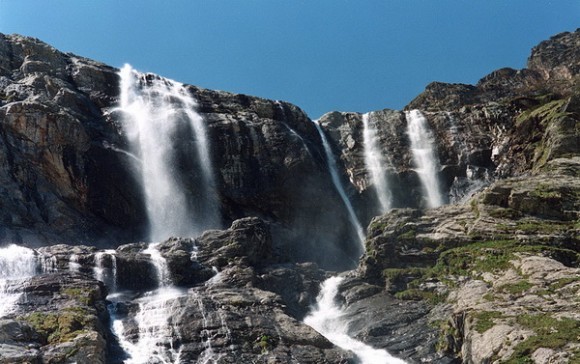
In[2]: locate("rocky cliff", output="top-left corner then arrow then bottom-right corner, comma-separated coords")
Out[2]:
0,33 -> 361,269
0,29 -> 578,364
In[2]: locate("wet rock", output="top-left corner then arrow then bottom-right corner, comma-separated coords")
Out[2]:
0,272 -> 109,364
195,217 -> 274,269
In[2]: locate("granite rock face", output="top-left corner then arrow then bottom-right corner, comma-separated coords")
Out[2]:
0,34 -> 144,246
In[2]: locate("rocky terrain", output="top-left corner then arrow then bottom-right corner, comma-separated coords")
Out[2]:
0,28 -> 578,363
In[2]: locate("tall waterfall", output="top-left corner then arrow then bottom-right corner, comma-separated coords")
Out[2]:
362,112 -> 392,213
304,277 -> 406,364
314,121 -> 365,247
118,64 -> 220,241
405,110 -> 444,208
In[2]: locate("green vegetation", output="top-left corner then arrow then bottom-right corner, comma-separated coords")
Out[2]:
62,287 -> 98,306
385,238 -> 579,298
429,240 -> 517,280
506,314 -> 580,364
472,311 -> 504,333
515,98 -> 571,126
21,307 -> 95,344
530,183 -> 562,200
497,280 -> 533,295
383,267 -> 428,282
551,277 -> 580,290
255,333 -> 274,354
397,227 -> 417,240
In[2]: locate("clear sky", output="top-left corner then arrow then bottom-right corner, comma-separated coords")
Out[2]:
0,1 -> 578,118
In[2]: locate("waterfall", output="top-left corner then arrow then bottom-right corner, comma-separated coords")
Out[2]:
314,121 -> 365,247
113,288 -> 184,364
0,245 -> 55,318
405,110 -> 444,208
192,291 -> 221,363
362,112 -> 392,214
109,244 -> 186,364
0,245 -> 37,317
116,65 -> 223,362
143,243 -> 172,288
304,277 -> 406,364
93,250 -> 117,292
69,254 -> 81,272
118,64 -> 220,241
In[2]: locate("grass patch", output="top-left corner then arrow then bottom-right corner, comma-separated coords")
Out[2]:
397,227 -> 417,240
497,280 -> 534,295
429,240 -> 517,280
530,183 -> 563,200
551,277 -> 580,290
383,267 -> 428,281
393,240 -> 578,299
505,314 -> 580,364
472,311 -> 504,333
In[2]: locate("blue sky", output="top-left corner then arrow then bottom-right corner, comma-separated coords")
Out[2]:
0,1 -> 578,118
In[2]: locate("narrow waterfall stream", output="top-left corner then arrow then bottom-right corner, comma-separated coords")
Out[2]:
304,116 -> 407,363
314,121 -> 365,247
0,245 -> 39,318
108,245 -> 186,364
405,110 -> 444,208
94,249 -> 118,292
362,112 -> 392,214
304,277 -> 406,364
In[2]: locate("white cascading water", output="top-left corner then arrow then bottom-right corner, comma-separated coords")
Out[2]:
304,277 -> 406,364
405,110 -> 444,209
69,254 -> 81,272
110,244 -> 185,364
0,245 -> 38,317
115,289 -> 184,364
362,112 -> 392,214
192,291 -> 220,363
0,245 -> 56,318
118,64 -> 219,241
94,250 -> 118,293
314,121 -> 366,247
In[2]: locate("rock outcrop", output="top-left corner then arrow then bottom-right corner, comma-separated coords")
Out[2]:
0,272 -> 108,364
355,89 -> 579,362
2,218 -> 356,363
